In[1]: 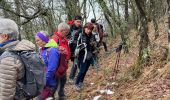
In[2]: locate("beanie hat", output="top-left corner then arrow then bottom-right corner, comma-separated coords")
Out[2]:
0,18 -> 18,34
36,31 -> 49,43
84,22 -> 94,31
74,15 -> 82,21
91,18 -> 96,23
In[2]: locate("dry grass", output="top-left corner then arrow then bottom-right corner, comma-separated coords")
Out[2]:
64,16 -> 170,100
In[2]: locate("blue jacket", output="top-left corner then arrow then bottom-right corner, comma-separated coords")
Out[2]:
40,39 -> 60,87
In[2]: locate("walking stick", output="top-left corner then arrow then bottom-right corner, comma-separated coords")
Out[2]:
112,43 -> 123,80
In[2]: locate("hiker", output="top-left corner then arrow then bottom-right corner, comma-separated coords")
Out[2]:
0,18 -> 35,99
91,18 -> 108,52
35,31 -> 60,99
74,22 -> 96,91
67,15 -> 83,83
52,22 -> 70,100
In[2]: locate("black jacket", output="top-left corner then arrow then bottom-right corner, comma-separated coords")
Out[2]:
78,32 -> 96,60
68,24 -> 83,59
67,24 -> 82,42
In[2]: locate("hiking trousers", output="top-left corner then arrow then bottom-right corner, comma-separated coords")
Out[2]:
75,56 -> 92,85
97,41 -> 108,52
57,74 -> 67,99
69,60 -> 78,80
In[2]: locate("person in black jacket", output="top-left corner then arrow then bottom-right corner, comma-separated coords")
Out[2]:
74,22 -> 96,91
68,16 -> 83,83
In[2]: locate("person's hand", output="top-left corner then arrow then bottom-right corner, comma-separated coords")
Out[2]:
90,41 -> 96,45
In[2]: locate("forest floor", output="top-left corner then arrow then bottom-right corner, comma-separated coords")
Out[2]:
64,16 -> 170,100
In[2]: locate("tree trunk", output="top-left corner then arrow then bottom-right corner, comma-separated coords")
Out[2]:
109,0 -> 117,36
83,0 -> 87,23
45,9 -> 55,34
135,0 -> 150,65
167,0 -> 170,60
129,0 -> 138,29
64,0 -> 81,20
131,0 -> 150,78
89,0 -> 96,19
125,0 -> 129,22
150,0 -> 159,39
115,0 -> 121,27
123,0 -> 129,53
96,0 -> 129,52
14,0 -> 21,40
104,13 -> 114,36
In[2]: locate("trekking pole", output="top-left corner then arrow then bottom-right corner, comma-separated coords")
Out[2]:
112,51 -> 121,80
112,43 -> 123,80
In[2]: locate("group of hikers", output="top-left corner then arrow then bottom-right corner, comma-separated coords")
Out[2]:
0,15 -> 108,100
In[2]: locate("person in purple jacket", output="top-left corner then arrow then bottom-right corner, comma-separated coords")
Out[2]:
35,31 -> 60,100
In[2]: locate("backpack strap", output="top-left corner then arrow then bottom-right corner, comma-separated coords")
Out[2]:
52,35 -> 60,45
76,33 -> 82,47
75,33 -> 88,62
46,48 -> 51,62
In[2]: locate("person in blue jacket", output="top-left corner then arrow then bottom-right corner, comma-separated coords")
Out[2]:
35,31 -> 60,100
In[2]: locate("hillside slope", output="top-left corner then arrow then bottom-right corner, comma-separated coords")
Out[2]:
64,16 -> 170,100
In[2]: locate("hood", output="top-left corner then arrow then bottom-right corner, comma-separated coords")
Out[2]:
9,39 -> 35,51
45,39 -> 58,48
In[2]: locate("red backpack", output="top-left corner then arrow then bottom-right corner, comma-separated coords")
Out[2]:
47,35 -> 68,78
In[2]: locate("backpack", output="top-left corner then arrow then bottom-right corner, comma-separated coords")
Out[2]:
92,32 -> 100,42
69,29 -> 82,44
50,35 -> 68,78
95,23 -> 104,42
0,50 -> 46,99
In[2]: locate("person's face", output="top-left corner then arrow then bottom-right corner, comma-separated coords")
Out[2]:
0,34 -> 9,44
35,37 -> 46,47
74,20 -> 82,27
62,29 -> 69,36
85,28 -> 92,35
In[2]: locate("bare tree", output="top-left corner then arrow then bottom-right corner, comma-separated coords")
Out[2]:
167,0 -> 170,61
150,0 -> 159,39
64,0 -> 81,20
96,0 -> 129,52
132,0 -> 150,78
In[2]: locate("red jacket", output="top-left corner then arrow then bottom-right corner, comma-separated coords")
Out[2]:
52,32 -> 70,60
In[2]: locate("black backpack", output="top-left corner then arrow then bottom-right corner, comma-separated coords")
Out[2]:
0,50 -> 46,99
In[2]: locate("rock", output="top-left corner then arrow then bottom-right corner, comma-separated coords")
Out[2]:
93,95 -> 102,100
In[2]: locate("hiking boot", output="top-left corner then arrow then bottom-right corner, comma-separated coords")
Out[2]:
74,85 -> 81,91
79,82 -> 84,89
46,97 -> 54,100
68,79 -> 74,84
58,96 -> 66,100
